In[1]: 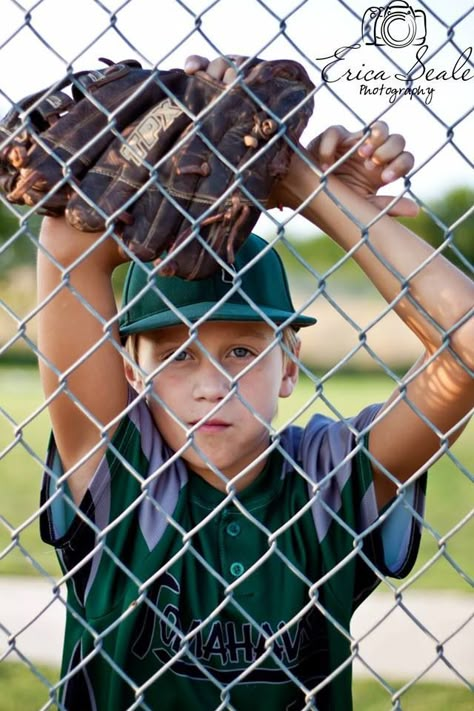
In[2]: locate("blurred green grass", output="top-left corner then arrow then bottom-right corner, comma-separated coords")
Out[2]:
0,662 -> 472,711
0,365 -> 472,592
352,678 -> 474,711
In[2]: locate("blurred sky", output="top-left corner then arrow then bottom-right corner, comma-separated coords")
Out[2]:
0,0 -> 472,238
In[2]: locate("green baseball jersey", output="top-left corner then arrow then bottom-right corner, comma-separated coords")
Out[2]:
41,392 -> 424,710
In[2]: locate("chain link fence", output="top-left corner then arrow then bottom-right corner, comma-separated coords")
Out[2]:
0,1 -> 473,709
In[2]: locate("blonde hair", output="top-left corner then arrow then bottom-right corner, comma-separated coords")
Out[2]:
281,327 -> 300,360
124,332 -> 140,364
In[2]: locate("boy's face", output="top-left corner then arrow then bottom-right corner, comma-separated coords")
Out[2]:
125,321 -> 299,490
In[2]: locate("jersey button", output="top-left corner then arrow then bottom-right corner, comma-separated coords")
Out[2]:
226,522 -> 241,537
230,562 -> 245,578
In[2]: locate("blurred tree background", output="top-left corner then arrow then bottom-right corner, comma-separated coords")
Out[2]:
1,186 -> 472,273
399,187 -> 473,275
0,205 -> 40,269
0,187 -> 472,366
274,186 -> 473,278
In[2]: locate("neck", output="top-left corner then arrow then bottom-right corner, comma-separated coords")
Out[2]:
189,456 -> 268,493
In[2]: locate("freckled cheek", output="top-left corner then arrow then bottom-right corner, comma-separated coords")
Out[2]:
238,356 -> 282,390
236,368 -> 281,421
148,371 -> 190,413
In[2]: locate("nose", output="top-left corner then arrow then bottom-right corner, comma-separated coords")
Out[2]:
192,360 -> 231,402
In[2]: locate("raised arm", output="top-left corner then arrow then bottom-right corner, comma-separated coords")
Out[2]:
279,143 -> 474,508
37,218 -> 128,504
184,54 -> 473,508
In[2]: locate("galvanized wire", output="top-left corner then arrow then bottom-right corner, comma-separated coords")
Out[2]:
0,1 -> 472,709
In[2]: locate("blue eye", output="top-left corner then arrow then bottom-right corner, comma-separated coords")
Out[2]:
172,350 -> 189,362
231,347 -> 251,358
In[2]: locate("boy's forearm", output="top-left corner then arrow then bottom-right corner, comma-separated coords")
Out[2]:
285,150 -> 474,363
37,218 -> 129,501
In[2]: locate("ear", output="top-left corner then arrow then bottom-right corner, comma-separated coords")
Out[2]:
123,358 -> 145,393
279,342 -> 300,399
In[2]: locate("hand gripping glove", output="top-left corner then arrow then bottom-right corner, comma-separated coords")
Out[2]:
0,57 -> 315,279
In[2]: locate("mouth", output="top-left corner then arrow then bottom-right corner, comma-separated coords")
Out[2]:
189,418 -> 231,433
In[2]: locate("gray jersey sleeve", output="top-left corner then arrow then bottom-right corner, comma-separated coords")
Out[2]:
279,404 -> 426,604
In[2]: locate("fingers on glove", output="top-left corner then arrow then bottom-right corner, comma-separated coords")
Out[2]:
184,55 -> 211,75
105,69 -> 243,258
69,57 -> 313,282
185,54 -> 249,85
157,58 -> 314,279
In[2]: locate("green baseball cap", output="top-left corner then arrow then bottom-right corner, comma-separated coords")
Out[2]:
119,233 -> 316,337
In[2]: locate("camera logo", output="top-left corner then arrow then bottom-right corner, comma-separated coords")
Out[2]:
362,1 -> 426,48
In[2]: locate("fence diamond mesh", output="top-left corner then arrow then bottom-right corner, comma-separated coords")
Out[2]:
0,1 -> 473,710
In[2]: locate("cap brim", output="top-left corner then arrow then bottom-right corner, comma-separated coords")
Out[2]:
119,300 -> 316,336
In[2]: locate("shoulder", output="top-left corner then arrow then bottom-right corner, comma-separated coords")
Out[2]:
279,404 -> 382,470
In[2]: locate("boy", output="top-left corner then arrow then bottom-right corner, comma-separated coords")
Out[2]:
37,57 -> 473,710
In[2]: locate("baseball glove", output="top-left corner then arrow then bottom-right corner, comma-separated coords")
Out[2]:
0,57 -> 315,279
